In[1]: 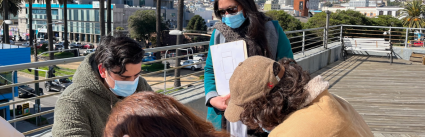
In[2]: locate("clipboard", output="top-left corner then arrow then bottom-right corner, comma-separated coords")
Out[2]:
210,40 -> 248,95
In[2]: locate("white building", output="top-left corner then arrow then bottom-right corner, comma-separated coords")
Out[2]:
349,0 -> 369,7
376,7 -> 404,18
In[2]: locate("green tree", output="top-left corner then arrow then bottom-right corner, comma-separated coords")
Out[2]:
323,2 -> 333,7
186,15 -> 207,32
265,10 -> 303,31
304,10 -> 374,29
128,10 -> 167,46
387,0 -> 402,6
115,26 -> 124,30
399,0 -> 425,29
371,15 -> 403,27
0,0 -> 23,16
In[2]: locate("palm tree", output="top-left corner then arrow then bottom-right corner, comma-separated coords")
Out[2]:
399,0 -> 425,29
0,0 -> 22,44
106,0 -> 111,35
174,0 -> 184,87
100,0 -> 105,36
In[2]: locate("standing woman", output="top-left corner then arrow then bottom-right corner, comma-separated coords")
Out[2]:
204,0 -> 294,134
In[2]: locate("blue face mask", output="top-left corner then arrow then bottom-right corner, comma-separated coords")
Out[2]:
106,74 -> 139,97
221,10 -> 246,29
259,124 -> 273,133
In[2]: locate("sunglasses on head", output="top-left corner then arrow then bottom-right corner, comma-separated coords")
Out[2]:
217,5 -> 239,16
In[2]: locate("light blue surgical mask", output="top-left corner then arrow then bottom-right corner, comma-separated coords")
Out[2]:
221,10 -> 246,28
106,74 -> 139,97
259,124 -> 273,133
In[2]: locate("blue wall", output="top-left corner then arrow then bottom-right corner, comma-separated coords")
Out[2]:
0,48 -> 31,66
0,48 -> 30,120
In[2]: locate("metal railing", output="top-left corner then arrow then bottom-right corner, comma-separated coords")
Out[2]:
0,41 -> 209,135
0,24 -> 423,135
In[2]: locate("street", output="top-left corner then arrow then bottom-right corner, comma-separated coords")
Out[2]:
9,75 -> 59,135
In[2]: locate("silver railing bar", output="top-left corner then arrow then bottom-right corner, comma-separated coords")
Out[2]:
0,41 -> 210,73
0,92 -> 62,107
286,27 -> 326,34
143,41 -> 209,53
143,51 -> 208,64
22,124 -> 53,135
305,40 -> 324,47
141,61 -> 205,76
305,36 -> 322,41
342,24 -> 425,30
8,109 -> 55,123
0,75 -> 73,90
150,71 -> 205,86
161,80 -> 205,94
0,57 -> 84,73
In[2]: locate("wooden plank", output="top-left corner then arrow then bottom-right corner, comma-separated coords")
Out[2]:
313,56 -> 425,135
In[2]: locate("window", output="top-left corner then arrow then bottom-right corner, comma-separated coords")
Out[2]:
379,11 -> 383,15
370,12 -> 373,16
299,1 -> 303,10
95,10 -> 99,22
52,9 -> 58,15
364,13 -> 367,16
81,10 -> 85,21
388,11 -> 392,16
86,23 -> 91,34
396,11 -> 400,16
74,10 -> 78,21
86,10 -> 90,21
171,13 -> 176,17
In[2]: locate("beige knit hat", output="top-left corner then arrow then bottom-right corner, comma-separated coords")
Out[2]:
224,56 -> 285,122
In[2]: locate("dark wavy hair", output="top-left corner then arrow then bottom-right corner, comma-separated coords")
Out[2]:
240,58 -> 311,131
104,92 -> 229,137
94,36 -> 145,75
214,0 -> 272,58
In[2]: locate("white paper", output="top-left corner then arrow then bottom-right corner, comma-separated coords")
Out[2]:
210,40 -> 247,95
227,120 -> 248,137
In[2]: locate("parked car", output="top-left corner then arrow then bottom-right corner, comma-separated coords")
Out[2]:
82,43 -> 94,49
144,52 -> 155,57
83,49 -> 96,55
22,42 -> 30,47
54,42 -> 64,50
180,60 -> 202,71
37,38 -> 47,44
142,56 -> 156,62
45,78 -> 73,92
413,41 -> 423,46
69,42 -> 82,49
36,43 -> 44,49
18,85 -> 43,98
193,54 -> 207,61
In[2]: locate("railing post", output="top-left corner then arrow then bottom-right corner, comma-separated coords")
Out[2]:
12,71 -> 16,128
302,31 -> 305,56
340,25 -> 343,42
405,28 -> 408,48
324,10 -> 330,49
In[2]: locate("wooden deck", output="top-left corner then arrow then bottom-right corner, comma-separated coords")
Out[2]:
311,55 -> 425,137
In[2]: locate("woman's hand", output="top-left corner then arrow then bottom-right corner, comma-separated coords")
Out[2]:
210,94 -> 230,111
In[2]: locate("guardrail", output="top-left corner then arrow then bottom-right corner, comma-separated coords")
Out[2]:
0,24 -> 422,135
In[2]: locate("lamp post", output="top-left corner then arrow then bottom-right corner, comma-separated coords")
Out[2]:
383,22 -> 393,64
1,20 -> 13,49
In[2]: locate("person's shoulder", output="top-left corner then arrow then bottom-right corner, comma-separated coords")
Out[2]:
57,84 -> 94,105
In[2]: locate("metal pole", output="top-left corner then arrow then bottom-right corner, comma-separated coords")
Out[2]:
340,25 -> 343,42
302,31 -> 305,56
325,10 -> 330,49
12,71 -> 16,128
390,26 -> 393,64
405,28 -> 408,48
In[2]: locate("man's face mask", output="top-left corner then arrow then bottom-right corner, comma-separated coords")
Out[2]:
106,73 -> 139,97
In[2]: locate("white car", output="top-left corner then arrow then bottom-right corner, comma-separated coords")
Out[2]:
69,42 -> 82,49
22,42 -> 30,47
37,38 -> 47,44
193,54 -> 207,61
84,49 -> 96,55
180,60 -> 202,71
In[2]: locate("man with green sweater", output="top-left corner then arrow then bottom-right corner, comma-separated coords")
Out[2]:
52,36 -> 153,137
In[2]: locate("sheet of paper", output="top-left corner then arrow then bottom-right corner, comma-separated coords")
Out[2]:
210,40 -> 248,95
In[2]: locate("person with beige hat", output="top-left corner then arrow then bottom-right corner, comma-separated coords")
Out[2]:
225,56 -> 373,136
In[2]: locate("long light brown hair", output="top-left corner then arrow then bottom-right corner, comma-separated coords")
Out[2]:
104,92 -> 229,137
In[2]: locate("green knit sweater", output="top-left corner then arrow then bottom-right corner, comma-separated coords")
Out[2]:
52,53 -> 152,137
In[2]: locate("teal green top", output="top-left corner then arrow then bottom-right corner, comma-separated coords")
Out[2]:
204,21 -> 294,130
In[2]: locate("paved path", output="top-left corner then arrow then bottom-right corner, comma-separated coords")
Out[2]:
311,55 -> 425,136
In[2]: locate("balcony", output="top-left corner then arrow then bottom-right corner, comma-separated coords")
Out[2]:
0,24 -> 424,136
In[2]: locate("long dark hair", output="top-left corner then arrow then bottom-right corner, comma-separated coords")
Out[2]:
104,92 -> 229,137
214,0 -> 272,58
